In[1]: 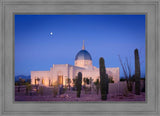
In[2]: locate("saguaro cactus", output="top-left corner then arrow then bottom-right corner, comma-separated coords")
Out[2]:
106,74 -> 109,95
134,49 -> 141,95
99,57 -> 109,100
76,72 -> 82,97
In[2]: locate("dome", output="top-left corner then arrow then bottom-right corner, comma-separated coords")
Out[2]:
74,40 -> 93,68
75,50 -> 92,61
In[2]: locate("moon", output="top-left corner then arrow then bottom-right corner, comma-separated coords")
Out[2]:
50,32 -> 53,36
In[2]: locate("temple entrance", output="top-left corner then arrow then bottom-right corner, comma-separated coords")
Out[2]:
58,75 -> 63,86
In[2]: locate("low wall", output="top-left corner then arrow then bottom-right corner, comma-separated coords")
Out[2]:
108,82 -> 127,96
108,80 -> 145,96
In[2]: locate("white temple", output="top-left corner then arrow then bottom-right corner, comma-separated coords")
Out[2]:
31,41 -> 119,86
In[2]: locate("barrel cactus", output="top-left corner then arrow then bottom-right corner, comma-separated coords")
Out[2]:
99,57 -> 109,100
134,49 -> 141,95
76,72 -> 82,97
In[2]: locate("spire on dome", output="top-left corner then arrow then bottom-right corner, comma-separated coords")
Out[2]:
82,40 -> 85,50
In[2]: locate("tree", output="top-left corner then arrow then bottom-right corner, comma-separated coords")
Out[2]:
19,77 -> 25,84
108,76 -> 114,83
65,77 -> 71,90
25,82 -> 32,96
118,55 -> 133,91
89,77 -> 93,92
94,79 -> 100,95
83,77 -> 87,94
72,77 -> 77,88
120,77 -> 126,81
83,77 -> 87,86
83,77 -> 90,85
18,77 -> 25,92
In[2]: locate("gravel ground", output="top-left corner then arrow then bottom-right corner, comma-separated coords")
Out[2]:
15,87 -> 145,102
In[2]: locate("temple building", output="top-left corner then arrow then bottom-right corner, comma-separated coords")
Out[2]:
31,41 -> 120,86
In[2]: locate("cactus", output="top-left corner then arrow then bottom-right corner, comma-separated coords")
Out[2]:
99,57 -> 109,100
141,79 -> 145,92
76,72 -> 82,97
106,74 -> 109,95
134,49 -> 141,95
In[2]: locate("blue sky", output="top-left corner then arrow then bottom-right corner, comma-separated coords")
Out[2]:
15,14 -> 145,78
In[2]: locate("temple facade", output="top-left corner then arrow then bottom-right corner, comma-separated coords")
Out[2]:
31,41 -> 120,86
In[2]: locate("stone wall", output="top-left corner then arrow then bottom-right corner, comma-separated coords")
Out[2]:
106,67 -> 120,83
31,71 -> 50,86
31,64 -> 120,87
108,80 -> 145,96
108,82 -> 127,96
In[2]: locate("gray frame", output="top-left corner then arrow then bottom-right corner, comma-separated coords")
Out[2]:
0,0 -> 159,116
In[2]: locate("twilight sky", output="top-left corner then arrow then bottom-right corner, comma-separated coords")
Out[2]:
15,14 -> 145,77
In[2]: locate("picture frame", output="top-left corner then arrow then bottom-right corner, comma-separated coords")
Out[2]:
0,0 -> 159,116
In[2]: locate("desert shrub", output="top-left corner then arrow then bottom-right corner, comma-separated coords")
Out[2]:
108,76 -> 114,83
39,86 -> 44,96
120,78 -> 126,81
53,86 -> 58,97
123,87 -> 129,96
94,79 -> 100,95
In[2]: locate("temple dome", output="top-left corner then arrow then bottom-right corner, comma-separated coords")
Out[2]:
75,50 -> 92,61
74,40 -> 93,68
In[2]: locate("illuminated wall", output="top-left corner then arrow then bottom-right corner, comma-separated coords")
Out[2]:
31,64 -> 120,87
